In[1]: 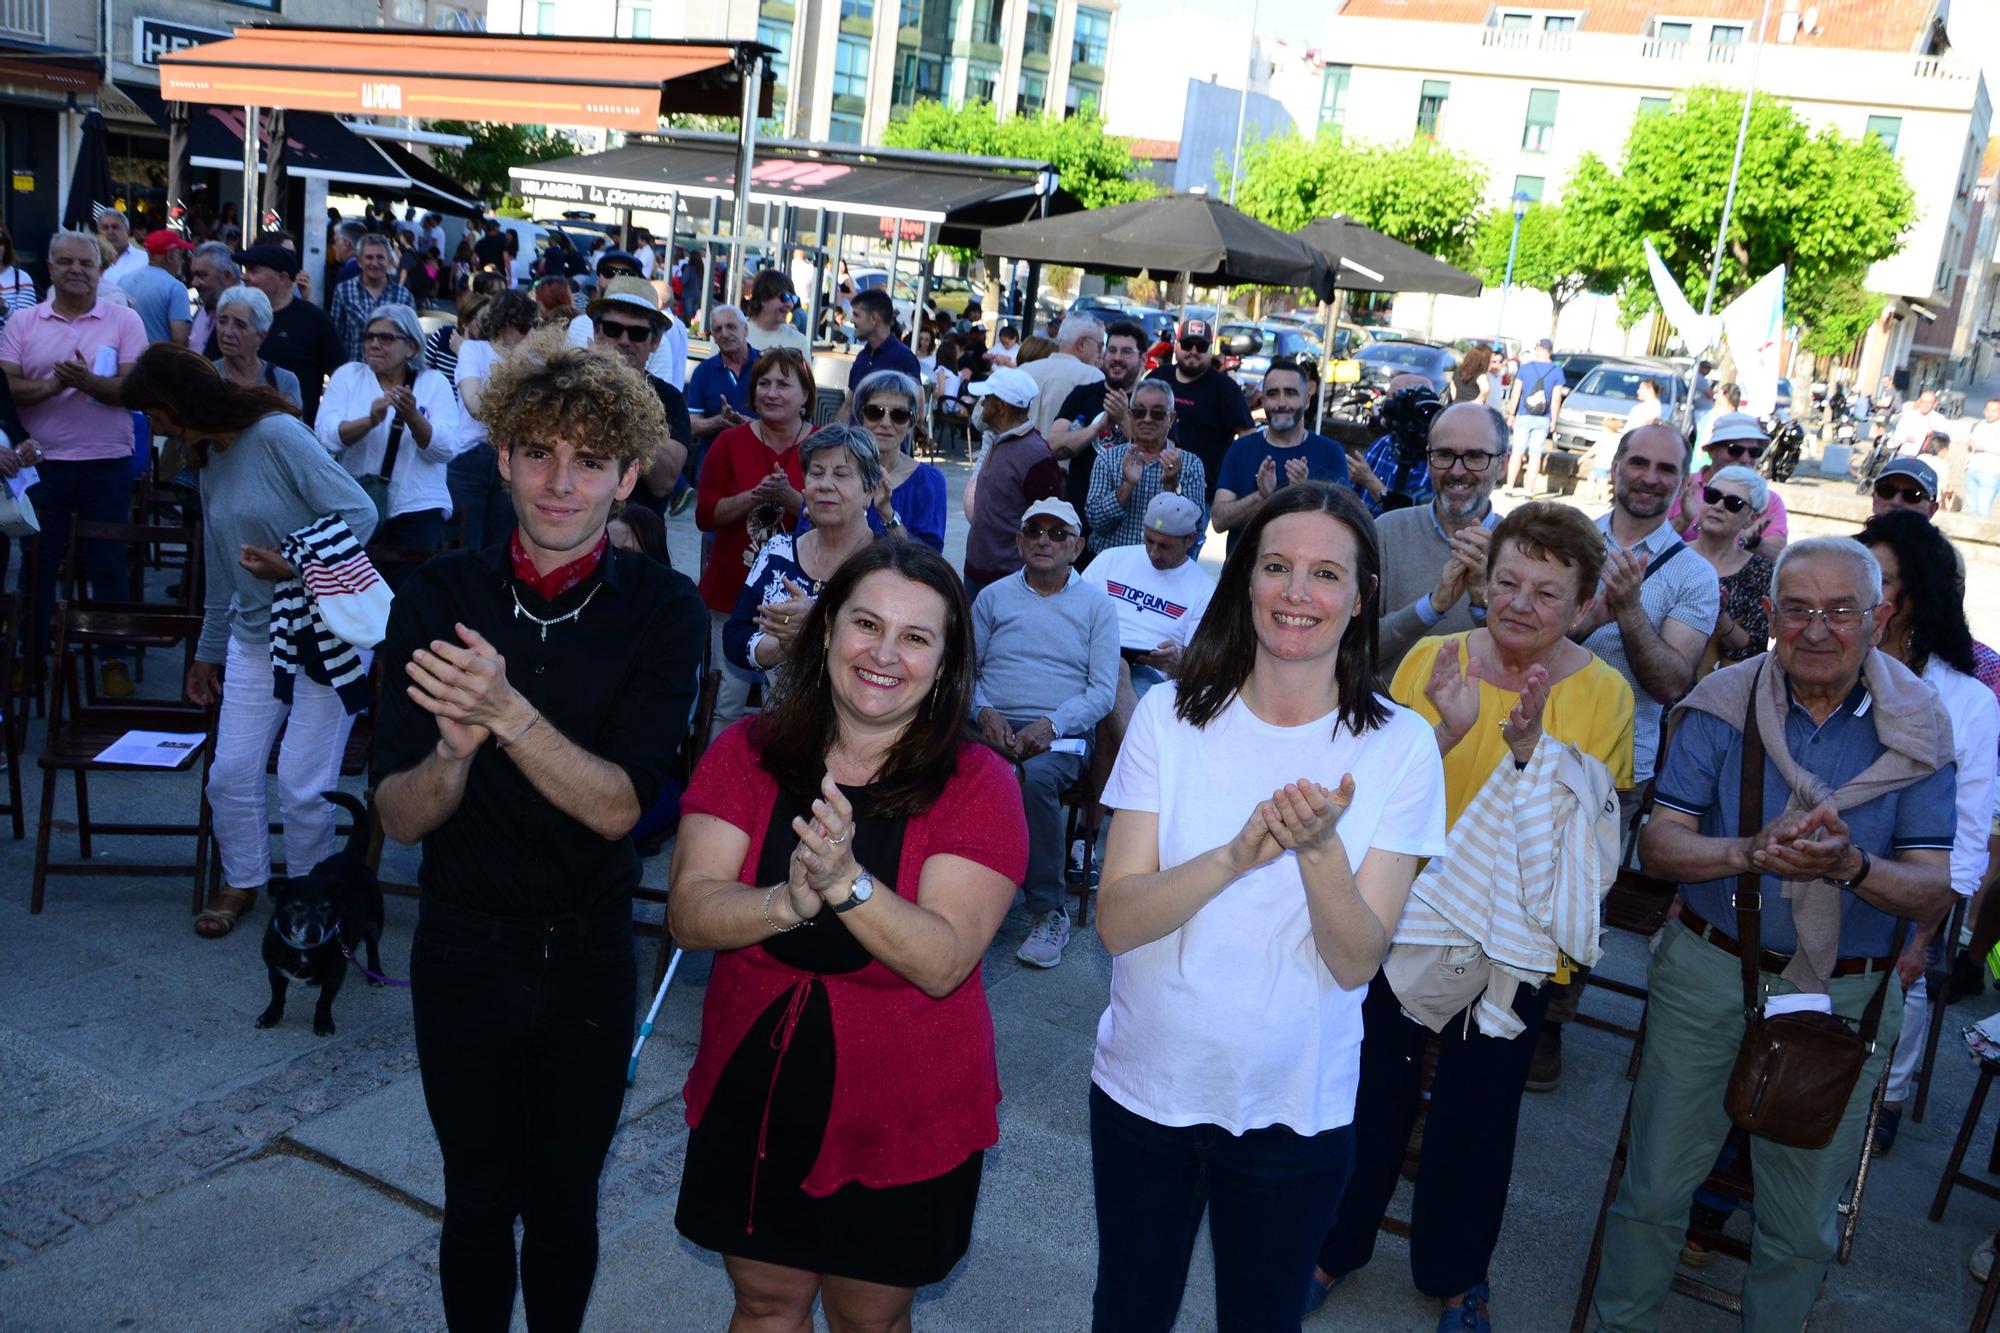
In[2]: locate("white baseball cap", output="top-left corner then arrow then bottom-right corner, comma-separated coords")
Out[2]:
966,366 -> 1039,409
1021,498 -> 1081,533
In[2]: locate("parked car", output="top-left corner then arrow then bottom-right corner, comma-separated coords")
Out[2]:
1067,295 -> 1132,326
850,266 -> 933,330
1551,351 -> 1618,391
927,274 -> 977,316
1350,339 -> 1458,395
1218,321 -> 1324,391
1550,360 -> 1687,460
1128,307 -> 1178,347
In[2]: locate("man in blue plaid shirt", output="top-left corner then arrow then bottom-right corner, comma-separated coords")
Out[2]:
330,233 -> 415,362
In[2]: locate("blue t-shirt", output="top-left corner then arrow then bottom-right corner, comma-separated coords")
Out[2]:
1515,361 -> 1565,419
850,335 -> 924,390
118,264 -> 191,344
1654,688 -> 1955,957
1214,430 -> 1351,551
686,352 -> 752,419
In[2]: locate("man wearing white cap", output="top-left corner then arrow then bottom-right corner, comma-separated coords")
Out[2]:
972,496 -> 1120,968
963,365 -> 1062,600
587,276 -> 691,518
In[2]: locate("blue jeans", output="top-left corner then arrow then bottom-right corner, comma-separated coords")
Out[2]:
1091,1083 -> 1356,1332
19,457 -> 134,659
1130,663 -> 1167,699
446,444 -> 516,552
1509,416 -> 1551,488
1966,464 -> 2000,517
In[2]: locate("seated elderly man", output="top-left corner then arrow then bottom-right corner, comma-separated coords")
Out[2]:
1084,378 -> 1208,558
1594,535 -> 1956,1333
972,498 -> 1120,969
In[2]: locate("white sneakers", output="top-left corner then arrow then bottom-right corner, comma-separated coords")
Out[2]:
1017,908 -> 1071,968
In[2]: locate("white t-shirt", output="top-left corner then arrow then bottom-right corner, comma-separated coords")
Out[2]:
1094,687 -> 1447,1134
1083,543 -> 1216,652
454,337 -> 500,449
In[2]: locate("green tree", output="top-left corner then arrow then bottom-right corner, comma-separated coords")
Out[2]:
881,100 -> 1155,211
1231,131 -> 1486,261
1471,159 -> 1627,338
430,121 -> 579,203
1582,87 -> 1913,353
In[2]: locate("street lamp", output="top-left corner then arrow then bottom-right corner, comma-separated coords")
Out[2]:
1494,191 -> 1530,344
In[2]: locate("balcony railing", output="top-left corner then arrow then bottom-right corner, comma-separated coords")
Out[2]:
0,0 -> 46,42
1640,37 -> 1686,60
1481,27 -> 1572,53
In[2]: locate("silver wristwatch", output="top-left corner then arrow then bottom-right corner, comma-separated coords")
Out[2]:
831,869 -> 875,913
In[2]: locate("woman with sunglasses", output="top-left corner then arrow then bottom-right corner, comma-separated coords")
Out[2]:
0,224 -> 36,326
316,304 -> 460,554
1690,464 -> 1774,670
815,368 -> 947,552
1672,411 -> 1789,555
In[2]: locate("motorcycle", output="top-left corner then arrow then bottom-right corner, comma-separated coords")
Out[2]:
1761,417 -> 1807,483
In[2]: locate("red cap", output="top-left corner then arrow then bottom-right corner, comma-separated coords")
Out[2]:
144,230 -> 195,255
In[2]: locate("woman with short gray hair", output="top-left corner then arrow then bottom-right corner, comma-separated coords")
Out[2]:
725,422 -> 886,686
1692,462 -> 1776,667
314,303 -> 460,556
213,285 -> 302,409
822,368 -> 948,552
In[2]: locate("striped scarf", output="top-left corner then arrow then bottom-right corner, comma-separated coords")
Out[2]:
270,516 -> 377,715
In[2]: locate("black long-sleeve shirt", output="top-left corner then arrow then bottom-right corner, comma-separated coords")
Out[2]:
373,542 -> 706,915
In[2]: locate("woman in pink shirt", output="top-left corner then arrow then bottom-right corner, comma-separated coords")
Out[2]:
1669,412 -> 1788,556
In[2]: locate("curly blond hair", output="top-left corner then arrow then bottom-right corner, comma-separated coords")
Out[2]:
479,325 -> 665,472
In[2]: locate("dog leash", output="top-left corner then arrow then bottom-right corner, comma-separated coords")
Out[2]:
342,947 -> 411,988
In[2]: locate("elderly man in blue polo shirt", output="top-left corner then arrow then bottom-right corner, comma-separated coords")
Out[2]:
1593,534 -> 1956,1333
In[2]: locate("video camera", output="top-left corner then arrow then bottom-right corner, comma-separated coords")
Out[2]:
1371,383 -> 1444,512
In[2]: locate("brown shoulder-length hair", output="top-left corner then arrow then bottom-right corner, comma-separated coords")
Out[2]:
750,541 -> 975,818
750,346 -> 817,417
1174,480 -> 1390,737
121,343 -> 298,466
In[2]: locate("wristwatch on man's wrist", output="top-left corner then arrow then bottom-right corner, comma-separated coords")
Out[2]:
831,870 -> 875,913
1825,847 -> 1872,890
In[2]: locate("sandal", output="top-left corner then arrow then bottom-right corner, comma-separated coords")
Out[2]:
195,887 -> 258,939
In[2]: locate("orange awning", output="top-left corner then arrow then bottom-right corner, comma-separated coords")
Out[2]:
156,27 -> 770,132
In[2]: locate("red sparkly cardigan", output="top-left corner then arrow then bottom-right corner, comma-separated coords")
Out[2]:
679,721 -> 1029,1194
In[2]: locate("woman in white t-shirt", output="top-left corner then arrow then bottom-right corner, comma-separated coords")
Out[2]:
1091,481 -> 1448,1329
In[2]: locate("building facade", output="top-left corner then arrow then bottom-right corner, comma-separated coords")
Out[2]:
1321,0 -> 1991,383
484,0 -> 1118,143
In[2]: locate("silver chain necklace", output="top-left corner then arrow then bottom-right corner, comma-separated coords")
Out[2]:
509,584 -> 601,642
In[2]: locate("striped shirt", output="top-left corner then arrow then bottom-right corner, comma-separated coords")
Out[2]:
330,276 -> 416,363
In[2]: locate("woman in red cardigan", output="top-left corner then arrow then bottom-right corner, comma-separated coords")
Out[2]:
670,539 -> 1029,1330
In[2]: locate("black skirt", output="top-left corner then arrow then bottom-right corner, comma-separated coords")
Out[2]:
673,780 -> 984,1288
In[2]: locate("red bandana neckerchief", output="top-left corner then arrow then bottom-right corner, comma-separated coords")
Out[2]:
509,530 -> 608,603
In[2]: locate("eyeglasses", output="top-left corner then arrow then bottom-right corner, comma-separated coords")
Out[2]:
1129,406 -> 1172,421
862,403 -> 914,426
1774,603 -> 1875,633
596,320 -> 656,343
361,331 -> 408,345
1021,523 -> 1073,541
1716,441 -> 1766,460
1427,449 -> 1497,473
1874,480 -> 1930,503
1701,486 -> 1751,513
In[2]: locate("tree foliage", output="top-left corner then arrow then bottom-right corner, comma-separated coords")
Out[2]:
1231,131 -> 1487,261
1471,190 -> 1626,338
1579,88 -> 1914,355
880,101 -> 1155,211
430,122 -> 579,203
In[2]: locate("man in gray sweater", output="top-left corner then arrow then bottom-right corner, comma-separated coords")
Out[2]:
972,498 -> 1121,968
1375,404 -> 1509,676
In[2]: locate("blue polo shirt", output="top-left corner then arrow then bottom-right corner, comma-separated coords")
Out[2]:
1654,681 -> 1955,957
686,350 -> 752,419
850,334 -> 923,389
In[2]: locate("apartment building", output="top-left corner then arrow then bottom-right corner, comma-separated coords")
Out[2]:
484,0 -> 1119,143
1319,0 -> 1990,380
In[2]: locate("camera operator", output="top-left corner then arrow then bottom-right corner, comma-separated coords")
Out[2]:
1359,375 -> 1446,515
1212,358 -> 1351,554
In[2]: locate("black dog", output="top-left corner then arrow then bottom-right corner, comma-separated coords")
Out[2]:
257,791 -> 383,1037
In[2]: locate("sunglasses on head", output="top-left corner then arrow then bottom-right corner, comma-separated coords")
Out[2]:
862,403 -> 914,426
1874,479 -> 1929,503
596,319 -> 656,343
1716,440 -> 1765,459
1701,485 -> 1750,513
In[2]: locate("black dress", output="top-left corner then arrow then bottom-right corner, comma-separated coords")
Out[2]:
674,781 -> 985,1287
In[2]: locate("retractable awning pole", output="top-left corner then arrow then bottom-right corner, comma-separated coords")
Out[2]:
241,105 -> 260,240
726,55 -> 763,314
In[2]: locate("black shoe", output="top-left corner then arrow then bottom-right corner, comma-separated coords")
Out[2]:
1526,1026 -> 1562,1092
1951,951 -> 1987,1004
1873,1102 -> 1902,1156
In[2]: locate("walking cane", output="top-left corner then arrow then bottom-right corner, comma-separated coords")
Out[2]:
627,947 -> 684,1086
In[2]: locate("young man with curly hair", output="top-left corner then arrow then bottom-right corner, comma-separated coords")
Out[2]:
373,327 -> 707,1330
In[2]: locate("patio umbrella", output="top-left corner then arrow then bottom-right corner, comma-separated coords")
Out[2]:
980,193 -> 1336,301
258,108 -> 289,234
1294,216 -> 1482,298
62,109 -> 115,231
164,100 -> 194,223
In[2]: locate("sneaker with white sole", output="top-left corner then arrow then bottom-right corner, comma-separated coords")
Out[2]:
1017,908 -> 1071,968
1972,1231 -> 1996,1283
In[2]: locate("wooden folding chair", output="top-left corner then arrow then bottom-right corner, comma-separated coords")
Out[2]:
643,664 -> 723,994
31,605 -> 217,914
63,521 -> 204,692
0,591 -> 23,840
1062,719 -> 1115,928
1927,1045 -> 2000,1223
1577,783 -> 1677,1051
1911,896 -> 1969,1124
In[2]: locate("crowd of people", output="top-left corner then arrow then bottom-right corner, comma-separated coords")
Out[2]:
8,205 -> 2000,1333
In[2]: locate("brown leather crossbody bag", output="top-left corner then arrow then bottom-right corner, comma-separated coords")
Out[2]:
1721,685 -> 1901,1149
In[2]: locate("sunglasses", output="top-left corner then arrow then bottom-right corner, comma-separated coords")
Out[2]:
361,330 -> 409,345
1178,339 -> 1210,352
596,320 -> 656,343
861,403 -> 914,426
1715,440 -> 1766,460
1129,406 -> 1172,421
1701,485 -> 1750,513
1874,480 -> 1929,503
1021,523 -> 1073,541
